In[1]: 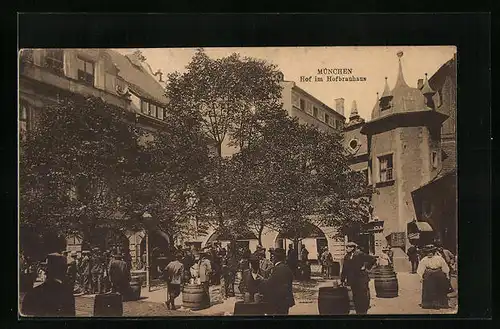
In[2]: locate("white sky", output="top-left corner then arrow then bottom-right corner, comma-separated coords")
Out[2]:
116,46 -> 456,120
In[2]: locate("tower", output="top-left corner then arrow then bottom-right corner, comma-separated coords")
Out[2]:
360,51 -> 448,271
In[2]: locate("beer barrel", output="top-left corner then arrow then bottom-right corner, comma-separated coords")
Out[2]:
317,286 -> 350,315
182,284 -> 209,310
128,276 -> 141,301
374,266 -> 398,298
233,301 -> 271,316
93,293 -> 123,317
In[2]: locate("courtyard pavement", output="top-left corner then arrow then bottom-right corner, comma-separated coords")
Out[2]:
21,272 -> 457,317
71,272 -> 457,316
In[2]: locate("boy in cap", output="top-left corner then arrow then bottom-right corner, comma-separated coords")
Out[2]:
21,253 -> 75,317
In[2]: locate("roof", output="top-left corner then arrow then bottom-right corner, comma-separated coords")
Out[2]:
408,221 -> 433,232
429,55 -> 456,91
105,50 -> 168,106
371,53 -> 428,121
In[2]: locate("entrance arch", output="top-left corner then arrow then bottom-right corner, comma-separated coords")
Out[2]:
274,221 -> 327,262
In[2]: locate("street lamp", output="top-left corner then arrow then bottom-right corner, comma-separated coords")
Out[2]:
142,211 -> 152,290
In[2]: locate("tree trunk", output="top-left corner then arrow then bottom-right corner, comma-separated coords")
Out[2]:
257,223 -> 264,246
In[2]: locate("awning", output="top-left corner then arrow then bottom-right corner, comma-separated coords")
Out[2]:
407,221 -> 434,240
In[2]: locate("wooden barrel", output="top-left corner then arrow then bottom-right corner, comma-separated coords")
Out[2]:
374,266 -> 398,298
93,293 -> 123,317
126,276 -> 141,301
182,284 -> 209,310
317,286 -> 350,315
233,301 -> 271,316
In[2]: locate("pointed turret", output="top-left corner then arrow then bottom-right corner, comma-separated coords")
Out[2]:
380,77 -> 393,100
395,50 -> 409,89
421,73 -> 436,97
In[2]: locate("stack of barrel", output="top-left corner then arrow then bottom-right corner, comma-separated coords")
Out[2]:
182,284 -> 210,310
372,265 -> 398,298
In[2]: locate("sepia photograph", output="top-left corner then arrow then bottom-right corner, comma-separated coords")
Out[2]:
18,46 -> 458,317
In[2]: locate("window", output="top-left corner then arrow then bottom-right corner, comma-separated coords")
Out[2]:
45,49 -> 64,74
332,119 -> 337,129
299,99 -> 306,111
157,107 -> 164,120
380,98 -> 392,111
313,106 -> 318,118
378,154 -> 394,182
141,100 -> 149,114
77,57 -> 94,86
349,139 -> 358,150
325,114 -> 330,125
149,103 -> 157,117
431,151 -> 438,168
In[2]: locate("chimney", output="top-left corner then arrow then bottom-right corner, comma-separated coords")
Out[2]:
417,79 -> 424,90
334,98 -> 345,116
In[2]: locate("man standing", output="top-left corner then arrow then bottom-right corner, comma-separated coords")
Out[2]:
66,252 -> 78,294
163,252 -> 184,310
260,248 -> 295,315
198,248 -> 212,305
407,245 -> 419,274
321,247 -> 333,279
239,254 -> 264,302
90,248 -> 104,294
257,247 -> 274,279
109,253 -> 131,296
341,242 -> 376,315
21,253 -> 75,317
286,243 -> 298,279
79,250 -> 91,295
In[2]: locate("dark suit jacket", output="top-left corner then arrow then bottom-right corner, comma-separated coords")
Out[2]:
109,259 -> 130,284
341,250 -> 376,286
21,279 -> 75,317
239,269 -> 262,295
261,262 -> 295,310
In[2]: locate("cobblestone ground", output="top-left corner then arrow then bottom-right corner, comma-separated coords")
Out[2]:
20,272 -> 457,317
74,297 -> 202,317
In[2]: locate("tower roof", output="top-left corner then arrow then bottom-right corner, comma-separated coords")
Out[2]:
370,51 -> 427,120
421,73 -> 436,96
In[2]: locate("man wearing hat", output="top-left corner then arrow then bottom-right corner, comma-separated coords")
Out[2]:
109,253 -> 130,296
21,253 -> 76,317
259,248 -> 295,315
79,250 -> 91,295
341,242 -> 376,314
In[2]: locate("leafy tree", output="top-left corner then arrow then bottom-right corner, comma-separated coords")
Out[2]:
19,96 -> 139,249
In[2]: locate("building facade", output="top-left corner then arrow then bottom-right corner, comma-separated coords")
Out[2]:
353,52 -> 456,271
19,48 -> 170,268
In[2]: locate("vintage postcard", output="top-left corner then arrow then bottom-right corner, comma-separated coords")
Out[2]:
18,46 -> 457,317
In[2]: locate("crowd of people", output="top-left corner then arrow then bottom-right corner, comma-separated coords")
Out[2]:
19,238 -> 457,316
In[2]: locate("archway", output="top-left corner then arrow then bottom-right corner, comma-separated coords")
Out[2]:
205,229 -> 259,260
138,229 -> 173,280
274,221 -> 327,262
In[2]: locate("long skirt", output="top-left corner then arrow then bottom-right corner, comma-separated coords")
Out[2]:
421,268 -> 449,309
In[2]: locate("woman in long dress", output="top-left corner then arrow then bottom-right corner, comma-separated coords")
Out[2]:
416,244 -> 450,309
